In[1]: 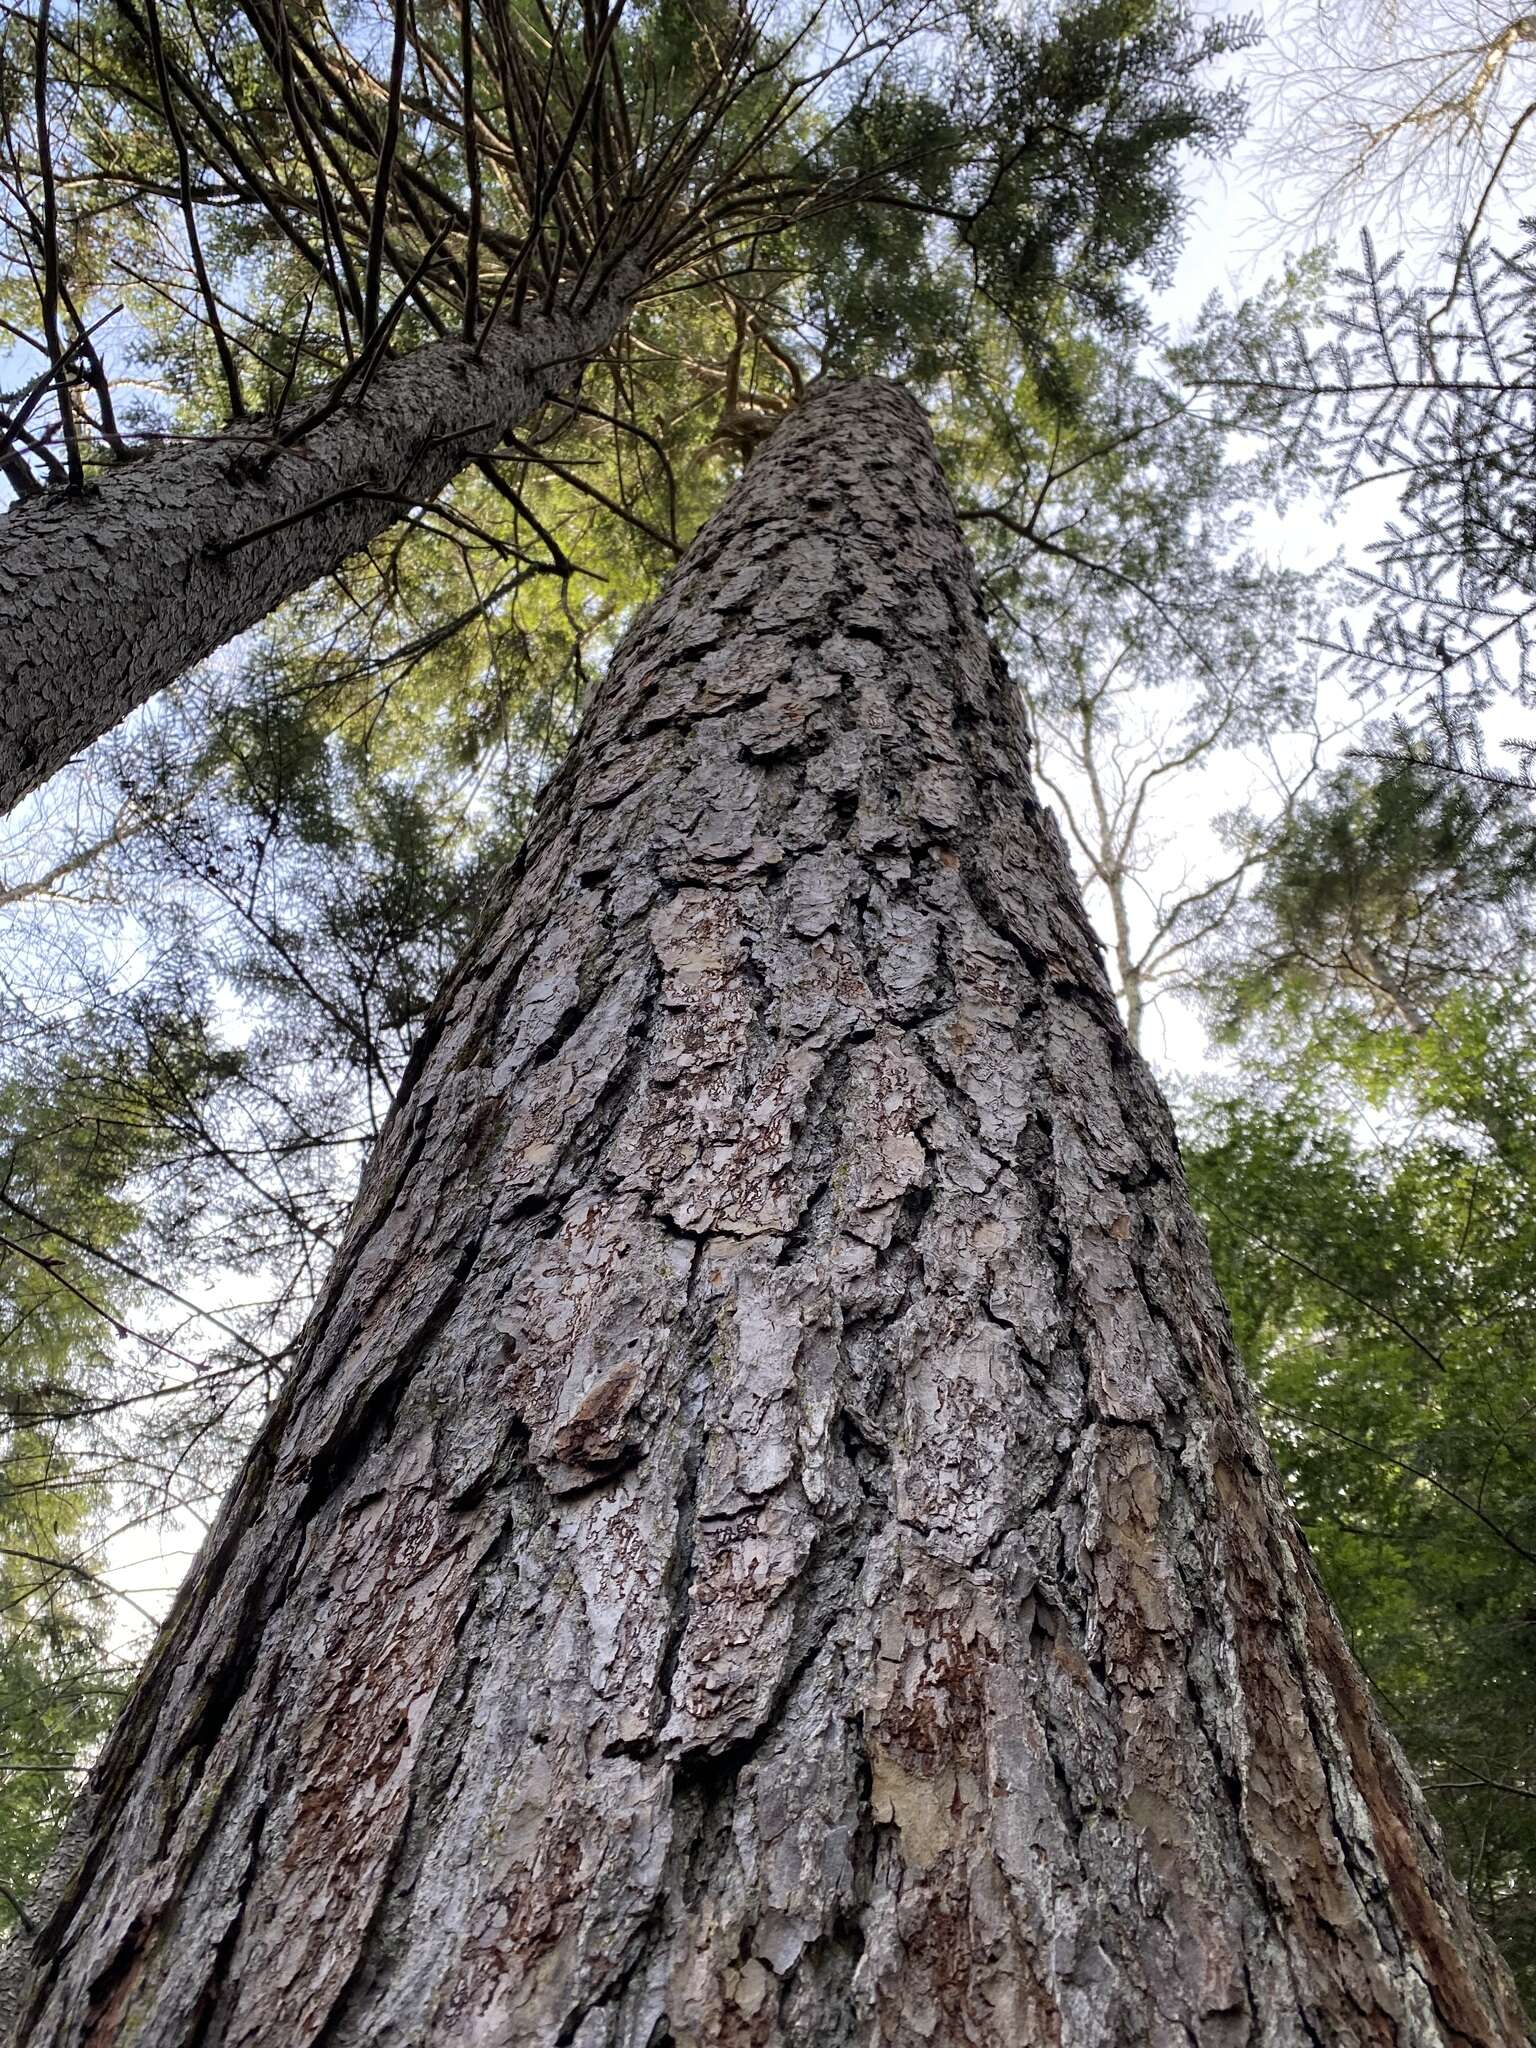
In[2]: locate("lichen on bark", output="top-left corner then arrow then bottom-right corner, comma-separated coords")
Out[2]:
3,379 -> 1526,2047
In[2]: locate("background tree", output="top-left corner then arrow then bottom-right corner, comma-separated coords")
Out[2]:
936,293 -> 1330,1045
1245,0 -> 1536,247
0,0 -> 1249,811
1172,93 -> 1536,1982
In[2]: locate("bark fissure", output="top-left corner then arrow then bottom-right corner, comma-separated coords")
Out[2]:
2,378 -> 1525,2047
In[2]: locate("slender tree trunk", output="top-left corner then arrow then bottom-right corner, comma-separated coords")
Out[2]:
0,272 -> 643,818
5,380 -> 1524,2047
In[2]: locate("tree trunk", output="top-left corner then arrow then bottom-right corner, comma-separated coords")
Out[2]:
5,379 -> 1524,2047
0,273 -> 643,819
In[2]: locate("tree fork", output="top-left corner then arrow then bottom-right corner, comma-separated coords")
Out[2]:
3,379 -> 1524,2046
0,268 -> 645,819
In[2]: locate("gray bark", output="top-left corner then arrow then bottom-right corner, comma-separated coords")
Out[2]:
0,274 -> 642,818
5,378 -> 1525,2047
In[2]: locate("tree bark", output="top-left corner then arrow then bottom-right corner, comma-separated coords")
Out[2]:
0,274 -> 643,819
5,378 -> 1525,2047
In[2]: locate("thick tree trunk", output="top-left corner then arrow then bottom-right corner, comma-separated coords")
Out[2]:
0,274 -> 642,818
5,380 -> 1524,2046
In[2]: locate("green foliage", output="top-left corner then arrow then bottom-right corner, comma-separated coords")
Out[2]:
941,300 -> 1319,711
0,1457 -> 125,1927
802,0 -> 1252,397
1209,756 -> 1536,1044
1189,754 -> 1536,1998
1201,229 -> 1536,719
0,1017 -> 244,1927
1189,1051 -> 1536,1994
